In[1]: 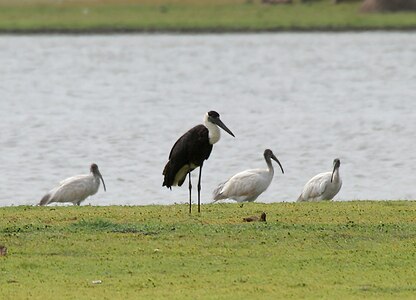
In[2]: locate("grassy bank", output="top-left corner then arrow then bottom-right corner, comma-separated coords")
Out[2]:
0,0 -> 415,33
1,202 -> 416,299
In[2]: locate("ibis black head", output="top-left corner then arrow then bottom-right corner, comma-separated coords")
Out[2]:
264,149 -> 284,174
90,163 -> 107,192
207,111 -> 235,137
331,158 -> 341,183
90,163 -> 99,173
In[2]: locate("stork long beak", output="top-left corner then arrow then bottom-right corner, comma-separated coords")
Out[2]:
271,154 -> 284,174
99,172 -> 107,192
211,117 -> 235,137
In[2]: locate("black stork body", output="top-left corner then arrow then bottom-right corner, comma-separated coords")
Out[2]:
163,111 -> 235,213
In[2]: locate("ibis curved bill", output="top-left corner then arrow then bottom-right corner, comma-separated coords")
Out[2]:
297,158 -> 342,202
163,111 -> 235,213
213,149 -> 284,203
39,163 -> 106,206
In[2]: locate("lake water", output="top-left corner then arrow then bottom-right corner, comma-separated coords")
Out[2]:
0,32 -> 415,206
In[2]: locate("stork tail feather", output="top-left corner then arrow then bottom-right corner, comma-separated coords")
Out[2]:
162,161 -> 174,188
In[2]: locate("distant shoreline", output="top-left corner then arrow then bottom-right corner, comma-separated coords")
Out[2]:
1,1 -> 416,35
1,27 -> 416,35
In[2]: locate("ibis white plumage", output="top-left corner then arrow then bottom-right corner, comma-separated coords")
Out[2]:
163,111 -> 235,213
39,163 -> 106,206
213,149 -> 284,203
297,158 -> 342,202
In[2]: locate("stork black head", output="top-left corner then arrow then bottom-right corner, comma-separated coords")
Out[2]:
207,111 -> 235,137
208,111 -> 220,119
90,163 -> 107,192
264,149 -> 284,174
331,158 -> 341,183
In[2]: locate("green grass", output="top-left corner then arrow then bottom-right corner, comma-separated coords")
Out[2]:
1,202 -> 416,299
0,0 -> 415,32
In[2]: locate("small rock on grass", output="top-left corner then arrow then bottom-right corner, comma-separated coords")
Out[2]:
0,245 -> 7,256
243,212 -> 267,222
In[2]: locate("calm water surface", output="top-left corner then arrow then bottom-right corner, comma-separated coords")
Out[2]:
1,33 -> 415,206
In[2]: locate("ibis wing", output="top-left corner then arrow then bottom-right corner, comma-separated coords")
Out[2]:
49,175 -> 95,204
58,174 -> 87,186
40,174 -> 86,205
219,170 -> 262,200
299,172 -> 331,201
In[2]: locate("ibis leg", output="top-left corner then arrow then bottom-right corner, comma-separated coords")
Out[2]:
197,165 -> 203,213
188,169 -> 192,214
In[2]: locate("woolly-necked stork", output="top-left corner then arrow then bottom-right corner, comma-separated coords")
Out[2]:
163,111 -> 235,213
39,163 -> 106,206
297,158 -> 342,202
213,149 -> 284,203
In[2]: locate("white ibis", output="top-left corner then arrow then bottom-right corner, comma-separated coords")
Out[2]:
297,158 -> 342,202
163,111 -> 235,213
39,163 -> 106,206
213,149 -> 284,203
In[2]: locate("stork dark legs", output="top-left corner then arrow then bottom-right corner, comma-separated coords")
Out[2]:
188,165 -> 203,213
188,166 -> 192,214
197,164 -> 203,213
186,165 -> 203,213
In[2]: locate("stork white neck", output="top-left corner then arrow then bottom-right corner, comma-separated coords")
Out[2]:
204,113 -> 221,145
